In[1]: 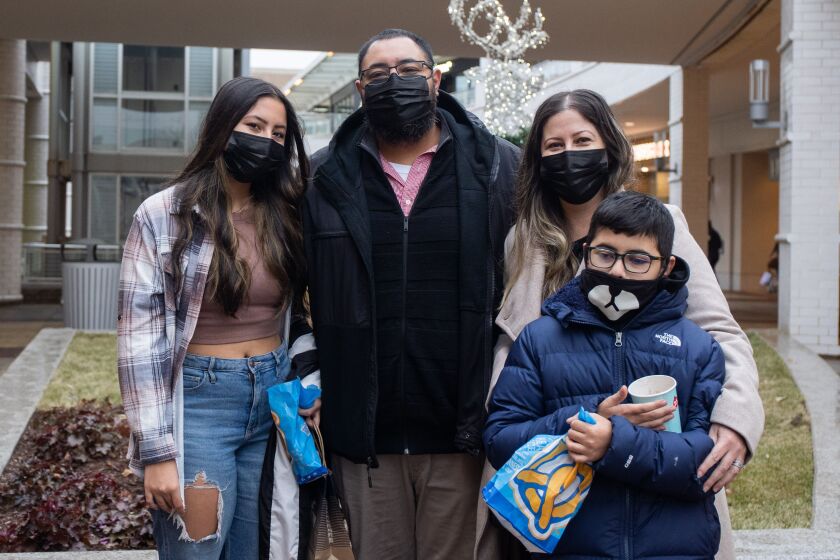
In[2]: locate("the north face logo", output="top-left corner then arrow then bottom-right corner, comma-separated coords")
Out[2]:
655,333 -> 682,347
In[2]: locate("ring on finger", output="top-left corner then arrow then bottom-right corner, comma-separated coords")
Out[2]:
731,459 -> 745,470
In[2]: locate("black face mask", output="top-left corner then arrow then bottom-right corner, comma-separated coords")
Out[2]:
579,268 -> 663,322
363,74 -> 435,142
223,131 -> 287,184
540,149 -> 610,205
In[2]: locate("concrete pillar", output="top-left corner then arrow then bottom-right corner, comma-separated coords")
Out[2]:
23,61 -> 50,243
668,66 -> 710,250
778,0 -> 840,355
0,40 -> 26,303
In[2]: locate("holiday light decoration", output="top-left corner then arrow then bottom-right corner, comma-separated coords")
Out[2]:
449,0 -> 549,135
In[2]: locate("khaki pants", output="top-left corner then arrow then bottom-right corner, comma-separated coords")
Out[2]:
333,453 -> 483,560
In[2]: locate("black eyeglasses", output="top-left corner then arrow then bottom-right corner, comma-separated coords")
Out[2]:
359,60 -> 434,84
586,245 -> 666,274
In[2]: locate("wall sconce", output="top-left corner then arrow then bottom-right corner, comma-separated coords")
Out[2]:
750,59 -> 780,129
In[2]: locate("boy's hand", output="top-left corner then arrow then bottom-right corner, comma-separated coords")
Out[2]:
597,385 -> 675,430
566,412 -> 612,463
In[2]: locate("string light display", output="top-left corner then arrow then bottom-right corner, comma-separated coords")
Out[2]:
448,0 -> 549,135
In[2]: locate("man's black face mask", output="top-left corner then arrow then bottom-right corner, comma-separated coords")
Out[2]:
363,74 -> 436,144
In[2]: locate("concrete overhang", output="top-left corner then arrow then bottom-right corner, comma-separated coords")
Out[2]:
2,0 -> 770,66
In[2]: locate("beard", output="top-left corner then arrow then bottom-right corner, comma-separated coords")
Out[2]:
364,93 -> 437,146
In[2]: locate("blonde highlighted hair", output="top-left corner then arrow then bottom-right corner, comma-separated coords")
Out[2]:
503,90 -> 635,303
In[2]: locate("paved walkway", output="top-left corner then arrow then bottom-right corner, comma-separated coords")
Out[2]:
0,328 -> 74,475
732,330 -> 840,559
0,303 -> 62,377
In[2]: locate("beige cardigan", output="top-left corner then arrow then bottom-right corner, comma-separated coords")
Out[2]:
475,204 -> 763,560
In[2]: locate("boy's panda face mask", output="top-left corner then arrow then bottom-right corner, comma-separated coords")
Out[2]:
579,269 -> 663,322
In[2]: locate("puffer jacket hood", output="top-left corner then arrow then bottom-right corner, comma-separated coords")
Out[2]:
543,256 -> 691,329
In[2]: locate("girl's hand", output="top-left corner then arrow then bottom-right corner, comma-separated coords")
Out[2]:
144,460 -> 185,514
597,385 -> 675,430
298,398 -> 321,429
566,412 -> 612,463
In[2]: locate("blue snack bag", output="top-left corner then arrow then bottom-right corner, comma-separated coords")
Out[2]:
482,407 -> 596,553
267,378 -> 328,485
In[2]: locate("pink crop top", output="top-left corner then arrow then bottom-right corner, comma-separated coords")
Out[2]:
191,208 -> 284,344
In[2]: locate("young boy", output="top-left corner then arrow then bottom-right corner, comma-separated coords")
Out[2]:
485,191 -> 724,559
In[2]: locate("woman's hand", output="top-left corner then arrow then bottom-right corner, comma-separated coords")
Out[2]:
144,460 -> 184,514
697,424 -> 748,492
597,385 -> 675,430
566,412 -> 612,463
298,398 -> 321,429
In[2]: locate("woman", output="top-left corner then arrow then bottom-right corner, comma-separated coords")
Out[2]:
476,90 -> 764,560
117,77 -> 319,559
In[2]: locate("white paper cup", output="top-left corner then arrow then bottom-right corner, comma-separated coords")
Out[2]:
627,375 -> 682,433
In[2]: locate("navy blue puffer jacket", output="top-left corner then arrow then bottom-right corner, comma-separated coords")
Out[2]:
485,260 -> 724,559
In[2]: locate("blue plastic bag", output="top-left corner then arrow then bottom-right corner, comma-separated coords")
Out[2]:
267,378 -> 328,485
482,407 -> 596,553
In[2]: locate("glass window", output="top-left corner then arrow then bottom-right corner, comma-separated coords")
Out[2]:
123,45 -> 185,93
122,100 -> 185,150
189,47 -> 214,97
90,175 -> 118,243
187,101 -> 210,150
120,176 -> 168,241
93,43 -> 119,94
91,98 -> 118,150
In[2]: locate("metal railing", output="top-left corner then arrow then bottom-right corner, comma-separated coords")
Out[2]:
22,242 -> 122,287
299,112 -> 351,138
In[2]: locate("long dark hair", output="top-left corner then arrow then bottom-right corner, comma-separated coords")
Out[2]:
504,89 -> 635,302
170,77 -> 309,316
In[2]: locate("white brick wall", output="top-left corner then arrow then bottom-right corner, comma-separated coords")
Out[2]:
779,0 -> 840,354
0,39 -> 26,302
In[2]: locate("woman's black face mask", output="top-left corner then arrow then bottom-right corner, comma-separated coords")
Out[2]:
223,131 -> 287,184
539,148 -> 610,205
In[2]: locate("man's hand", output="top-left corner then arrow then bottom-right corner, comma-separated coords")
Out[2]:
597,386 -> 675,430
299,398 -> 321,429
144,460 -> 185,514
697,424 -> 748,492
566,412 -> 612,463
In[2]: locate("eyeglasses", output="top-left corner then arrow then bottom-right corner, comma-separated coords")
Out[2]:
359,60 -> 434,85
586,245 -> 666,274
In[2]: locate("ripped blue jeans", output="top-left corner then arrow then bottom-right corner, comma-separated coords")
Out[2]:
152,347 -> 290,560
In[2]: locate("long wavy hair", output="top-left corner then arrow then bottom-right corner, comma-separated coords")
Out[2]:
503,89 -> 635,302
170,77 -> 309,316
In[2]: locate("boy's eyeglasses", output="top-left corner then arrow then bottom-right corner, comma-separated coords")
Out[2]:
586,246 -> 666,274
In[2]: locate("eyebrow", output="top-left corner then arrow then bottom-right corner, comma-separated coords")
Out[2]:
365,58 -> 424,68
244,114 -> 286,129
543,129 -> 595,145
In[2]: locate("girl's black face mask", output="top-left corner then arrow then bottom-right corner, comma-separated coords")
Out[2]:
539,148 -> 610,205
363,74 -> 435,134
223,131 -> 287,184
579,268 -> 663,323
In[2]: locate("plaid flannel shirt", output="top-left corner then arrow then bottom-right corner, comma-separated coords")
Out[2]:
117,186 -> 318,478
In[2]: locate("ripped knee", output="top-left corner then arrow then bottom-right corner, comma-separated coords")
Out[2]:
179,471 -> 222,542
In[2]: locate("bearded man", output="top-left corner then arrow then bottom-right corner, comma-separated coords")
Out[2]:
301,28 -> 520,560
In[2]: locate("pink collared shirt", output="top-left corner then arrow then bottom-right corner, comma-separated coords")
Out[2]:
378,145 -> 438,217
